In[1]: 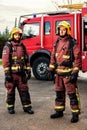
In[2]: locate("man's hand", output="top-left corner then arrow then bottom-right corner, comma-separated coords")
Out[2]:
69,72 -> 78,83
5,72 -> 13,82
26,71 -> 31,80
47,67 -> 55,82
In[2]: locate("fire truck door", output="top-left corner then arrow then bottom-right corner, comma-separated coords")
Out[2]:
82,18 -> 87,71
52,15 -> 75,43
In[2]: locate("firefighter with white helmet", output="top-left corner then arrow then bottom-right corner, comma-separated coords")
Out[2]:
2,27 -> 34,114
48,21 -> 81,123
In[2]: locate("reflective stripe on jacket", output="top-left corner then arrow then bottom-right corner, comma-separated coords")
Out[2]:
2,41 -> 31,73
49,35 -> 81,74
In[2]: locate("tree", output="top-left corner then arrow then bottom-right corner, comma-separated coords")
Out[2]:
0,27 -> 10,58
0,27 -> 10,41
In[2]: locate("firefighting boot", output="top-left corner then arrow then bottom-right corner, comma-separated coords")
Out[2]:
23,107 -> 34,114
50,111 -> 63,119
71,113 -> 79,123
8,107 -> 15,114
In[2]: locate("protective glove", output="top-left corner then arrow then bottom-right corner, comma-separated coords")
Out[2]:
47,67 -> 55,82
5,72 -> 13,82
69,72 -> 78,83
26,71 -> 31,80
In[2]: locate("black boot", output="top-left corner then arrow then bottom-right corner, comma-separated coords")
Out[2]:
71,113 -> 79,123
8,107 -> 15,114
50,111 -> 63,119
23,107 -> 34,114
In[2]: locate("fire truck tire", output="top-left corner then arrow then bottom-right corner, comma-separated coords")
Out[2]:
32,57 -> 53,80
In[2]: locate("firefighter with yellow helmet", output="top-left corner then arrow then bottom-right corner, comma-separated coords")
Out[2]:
2,27 -> 34,114
48,21 -> 81,123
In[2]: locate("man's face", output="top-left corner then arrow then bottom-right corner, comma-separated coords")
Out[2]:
13,32 -> 21,41
59,26 -> 67,36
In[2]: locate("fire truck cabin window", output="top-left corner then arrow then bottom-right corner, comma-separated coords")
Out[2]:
23,23 -> 39,38
44,22 -> 50,35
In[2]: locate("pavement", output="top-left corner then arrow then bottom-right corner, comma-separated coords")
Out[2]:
0,66 -> 87,130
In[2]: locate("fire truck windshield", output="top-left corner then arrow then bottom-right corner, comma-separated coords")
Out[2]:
22,23 -> 39,38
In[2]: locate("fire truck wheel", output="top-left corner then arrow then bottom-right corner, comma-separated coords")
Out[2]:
32,57 -> 53,81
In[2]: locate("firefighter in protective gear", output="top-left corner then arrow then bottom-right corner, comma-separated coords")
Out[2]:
2,27 -> 34,114
48,21 -> 81,123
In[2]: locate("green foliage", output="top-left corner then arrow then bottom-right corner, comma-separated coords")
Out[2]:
0,59 -> 2,66
0,27 -> 10,58
0,27 -> 10,41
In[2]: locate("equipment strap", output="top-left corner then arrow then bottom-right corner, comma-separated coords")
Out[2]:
54,36 -> 77,68
5,41 -> 29,72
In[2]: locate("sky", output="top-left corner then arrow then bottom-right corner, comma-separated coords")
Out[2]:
0,0 -> 85,33
0,0 -> 57,32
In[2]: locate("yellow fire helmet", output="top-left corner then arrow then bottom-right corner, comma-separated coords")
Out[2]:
10,27 -> 22,39
57,21 -> 71,35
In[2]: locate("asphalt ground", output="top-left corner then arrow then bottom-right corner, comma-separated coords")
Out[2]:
0,66 -> 87,130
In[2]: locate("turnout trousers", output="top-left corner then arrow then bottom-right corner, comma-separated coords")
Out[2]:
5,73 -> 32,110
54,74 -> 80,114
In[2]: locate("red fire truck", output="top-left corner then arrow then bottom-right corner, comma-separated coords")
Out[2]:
18,6 -> 87,80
